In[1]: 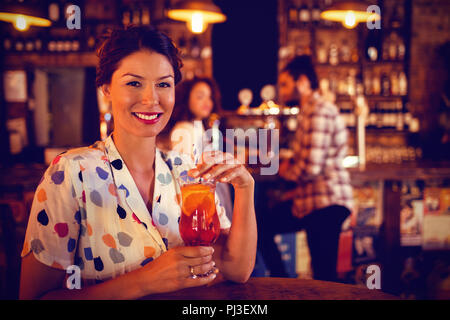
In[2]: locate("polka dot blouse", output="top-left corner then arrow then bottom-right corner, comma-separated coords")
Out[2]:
21,135 -> 231,284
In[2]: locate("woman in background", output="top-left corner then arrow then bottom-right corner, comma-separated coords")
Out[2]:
163,77 -> 233,221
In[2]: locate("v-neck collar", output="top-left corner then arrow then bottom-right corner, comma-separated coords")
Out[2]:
104,135 -> 166,252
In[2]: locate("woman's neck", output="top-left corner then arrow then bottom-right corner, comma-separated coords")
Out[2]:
112,130 -> 156,174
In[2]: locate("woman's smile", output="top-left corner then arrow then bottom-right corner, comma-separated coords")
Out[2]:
132,112 -> 164,124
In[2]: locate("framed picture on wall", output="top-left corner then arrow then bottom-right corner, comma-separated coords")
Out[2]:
3,70 -> 27,103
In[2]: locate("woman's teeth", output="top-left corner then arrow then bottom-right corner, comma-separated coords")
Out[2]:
134,112 -> 160,120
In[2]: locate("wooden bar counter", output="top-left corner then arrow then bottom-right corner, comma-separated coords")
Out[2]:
142,277 -> 397,300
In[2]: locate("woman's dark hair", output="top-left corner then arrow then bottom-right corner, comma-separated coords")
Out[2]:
96,25 -> 183,87
282,55 -> 319,90
165,76 -> 222,132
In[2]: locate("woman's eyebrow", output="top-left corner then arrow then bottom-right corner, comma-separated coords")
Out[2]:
158,75 -> 174,81
121,73 -> 174,80
122,73 -> 144,79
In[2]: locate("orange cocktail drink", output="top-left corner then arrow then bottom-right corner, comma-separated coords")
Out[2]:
179,182 -> 221,246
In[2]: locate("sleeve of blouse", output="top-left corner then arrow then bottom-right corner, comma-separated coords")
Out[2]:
21,155 -> 81,270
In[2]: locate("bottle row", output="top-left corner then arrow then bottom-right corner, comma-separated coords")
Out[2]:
2,34 -> 99,53
339,100 -> 416,131
318,68 -> 408,98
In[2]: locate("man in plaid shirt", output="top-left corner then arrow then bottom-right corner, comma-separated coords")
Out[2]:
257,55 -> 353,281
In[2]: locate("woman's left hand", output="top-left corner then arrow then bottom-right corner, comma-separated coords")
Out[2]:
188,151 -> 254,190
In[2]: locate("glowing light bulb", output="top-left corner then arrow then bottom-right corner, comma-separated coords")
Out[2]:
14,15 -> 29,31
188,12 -> 206,34
343,10 -> 357,29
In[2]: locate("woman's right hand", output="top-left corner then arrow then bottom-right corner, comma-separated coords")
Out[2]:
139,246 -> 216,295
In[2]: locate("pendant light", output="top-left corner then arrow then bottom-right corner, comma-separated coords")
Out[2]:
320,1 -> 380,29
0,2 -> 51,32
167,0 -> 226,34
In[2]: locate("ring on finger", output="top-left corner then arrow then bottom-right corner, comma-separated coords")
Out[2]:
189,266 -> 197,279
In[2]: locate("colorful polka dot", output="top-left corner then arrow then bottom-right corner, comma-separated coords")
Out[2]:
118,184 -> 129,197
117,205 -> 127,219
94,257 -> 104,271
141,257 -> 153,267
30,239 -> 44,254
132,213 -> 141,224
54,223 -> 69,237
67,238 -> 76,252
84,247 -> 93,260
117,232 -> 133,247
144,246 -> 155,258
86,223 -> 93,236
37,188 -> 47,202
108,184 -> 117,196
111,159 -> 123,170
52,155 -> 62,165
158,213 -> 168,225
51,171 -> 65,185
109,248 -> 125,264
174,157 -> 182,165
96,167 -> 109,180
90,190 -> 103,207
37,209 -> 49,226
78,171 -> 83,182
102,234 -> 116,249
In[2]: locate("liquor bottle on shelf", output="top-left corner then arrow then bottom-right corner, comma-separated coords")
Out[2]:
122,9 -> 131,26
298,1 -> 310,27
25,40 -> 34,52
316,40 -> 328,64
288,1 -> 298,27
381,72 -> 391,96
132,7 -> 141,25
364,70 -> 373,95
372,71 -> 381,95
142,6 -> 151,25
329,43 -> 339,66
399,71 -> 408,96
311,1 -> 321,24
390,71 -> 400,96
340,39 -> 351,63
388,32 -> 399,60
3,37 -> 12,51
396,100 -> 404,131
15,39 -> 24,52
48,2 -> 60,22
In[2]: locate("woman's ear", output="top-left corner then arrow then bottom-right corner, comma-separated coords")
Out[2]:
101,84 -> 111,100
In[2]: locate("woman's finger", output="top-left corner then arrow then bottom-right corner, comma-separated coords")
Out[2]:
189,260 -> 216,277
176,246 -> 214,258
201,163 -> 240,181
184,270 -> 217,287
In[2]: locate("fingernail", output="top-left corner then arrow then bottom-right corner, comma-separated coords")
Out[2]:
203,173 -> 211,179
220,177 -> 227,182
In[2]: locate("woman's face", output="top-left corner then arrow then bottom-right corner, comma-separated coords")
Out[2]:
103,50 -> 175,138
188,82 -> 214,120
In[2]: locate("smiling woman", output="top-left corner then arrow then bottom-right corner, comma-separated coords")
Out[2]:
19,26 -> 257,300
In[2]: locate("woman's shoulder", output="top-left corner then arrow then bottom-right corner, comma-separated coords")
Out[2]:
48,140 -> 107,170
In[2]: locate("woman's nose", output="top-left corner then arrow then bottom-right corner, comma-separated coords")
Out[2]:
142,87 -> 158,105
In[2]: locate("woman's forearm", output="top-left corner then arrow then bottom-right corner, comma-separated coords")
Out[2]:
38,265 -> 150,300
217,184 -> 257,283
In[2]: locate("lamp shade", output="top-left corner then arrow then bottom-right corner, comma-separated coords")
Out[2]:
0,2 -> 51,31
168,0 -> 226,34
320,1 -> 380,29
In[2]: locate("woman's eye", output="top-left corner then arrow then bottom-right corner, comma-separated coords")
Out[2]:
127,81 -> 141,87
158,82 -> 172,88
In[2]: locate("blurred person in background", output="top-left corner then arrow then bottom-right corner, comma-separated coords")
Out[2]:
258,55 -> 353,281
160,77 -> 233,221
